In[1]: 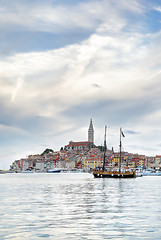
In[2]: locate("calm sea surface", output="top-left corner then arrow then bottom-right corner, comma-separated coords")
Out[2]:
0,173 -> 161,240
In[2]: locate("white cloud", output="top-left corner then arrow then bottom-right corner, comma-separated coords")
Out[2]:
1,0 -> 161,169
11,75 -> 24,102
0,123 -> 27,134
0,0 -> 145,33
153,6 -> 161,12
0,24 -> 159,113
0,2 -> 104,32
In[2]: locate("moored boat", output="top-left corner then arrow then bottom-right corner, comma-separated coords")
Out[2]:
136,169 -> 143,177
93,168 -> 136,178
47,168 -> 61,173
143,169 -> 161,176
22,170 -> 34,173
93,126 -> 136,178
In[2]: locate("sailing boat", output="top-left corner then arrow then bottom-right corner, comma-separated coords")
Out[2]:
93,126 -> 136,178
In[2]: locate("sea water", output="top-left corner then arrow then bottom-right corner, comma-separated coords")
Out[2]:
0,173 -> 161,239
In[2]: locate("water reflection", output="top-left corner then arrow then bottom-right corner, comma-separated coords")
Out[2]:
0,173 -> 161,239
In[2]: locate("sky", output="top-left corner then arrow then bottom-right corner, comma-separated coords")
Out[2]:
1,0 -> 161,169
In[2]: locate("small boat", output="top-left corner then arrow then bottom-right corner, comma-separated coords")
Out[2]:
143,169 -> 161,176
21,170 -> 34,173
0,170 -> 6,174
47,168 -> 61,173
136,169 -> 143,177
93,127 -> 136,178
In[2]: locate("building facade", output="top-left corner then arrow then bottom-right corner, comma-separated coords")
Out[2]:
65,119 -> 95,151
65,141 -> 92,151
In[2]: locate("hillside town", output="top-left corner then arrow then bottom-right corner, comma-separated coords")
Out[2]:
10,120 -> 161,173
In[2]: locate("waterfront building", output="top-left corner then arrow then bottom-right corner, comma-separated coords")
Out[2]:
128,161 -> 135,168
83,158 -> 103,170
36,161 -> 45,171
112,153 -> 120,166
83,147 -> 103,170
22,159 -> 29,171
128,154 -> 146,168
154,155 -> 161,169
147,157 -> 155,169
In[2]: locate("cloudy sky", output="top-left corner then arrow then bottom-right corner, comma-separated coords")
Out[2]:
1,0 -> 161,169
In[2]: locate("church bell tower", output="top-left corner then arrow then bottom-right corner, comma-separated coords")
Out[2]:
88,119 -> 94,143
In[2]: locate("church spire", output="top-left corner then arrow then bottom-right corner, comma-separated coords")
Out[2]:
88,119 -> 94,143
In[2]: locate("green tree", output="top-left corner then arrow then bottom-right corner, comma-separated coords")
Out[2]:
96,145 -> 105,152
41,148 -> 54,155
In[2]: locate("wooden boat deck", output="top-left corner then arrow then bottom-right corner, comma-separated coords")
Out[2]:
93,169 -> 136,178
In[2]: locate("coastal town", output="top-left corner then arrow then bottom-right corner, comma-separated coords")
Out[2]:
9,120 -> 161,173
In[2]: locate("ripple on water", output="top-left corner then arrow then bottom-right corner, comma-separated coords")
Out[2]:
0,173 -> 161,239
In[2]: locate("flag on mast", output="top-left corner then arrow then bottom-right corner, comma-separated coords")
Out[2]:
121,128 -> 125,137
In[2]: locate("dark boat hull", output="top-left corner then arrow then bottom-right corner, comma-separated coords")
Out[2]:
47,169 -> 61,173
93,170 -> 136,178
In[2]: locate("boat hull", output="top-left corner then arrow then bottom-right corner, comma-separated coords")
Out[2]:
136,172 -> 143,177
93,170 -> 136,178
47,169 -> 61,173
143,172 -> 161,176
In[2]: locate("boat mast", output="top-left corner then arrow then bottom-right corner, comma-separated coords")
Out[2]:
119,128 -> 122,173
102,126 -> 107,171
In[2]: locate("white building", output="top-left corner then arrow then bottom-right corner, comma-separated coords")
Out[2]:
36,162 -> 45,171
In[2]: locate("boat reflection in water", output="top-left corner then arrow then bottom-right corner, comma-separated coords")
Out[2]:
93,126 -> 136,178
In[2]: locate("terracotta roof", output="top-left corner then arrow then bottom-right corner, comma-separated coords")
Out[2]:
66,141 -> 91,147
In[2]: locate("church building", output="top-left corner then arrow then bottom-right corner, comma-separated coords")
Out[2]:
64,119 -> 94,151
88,119 -> 94,143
